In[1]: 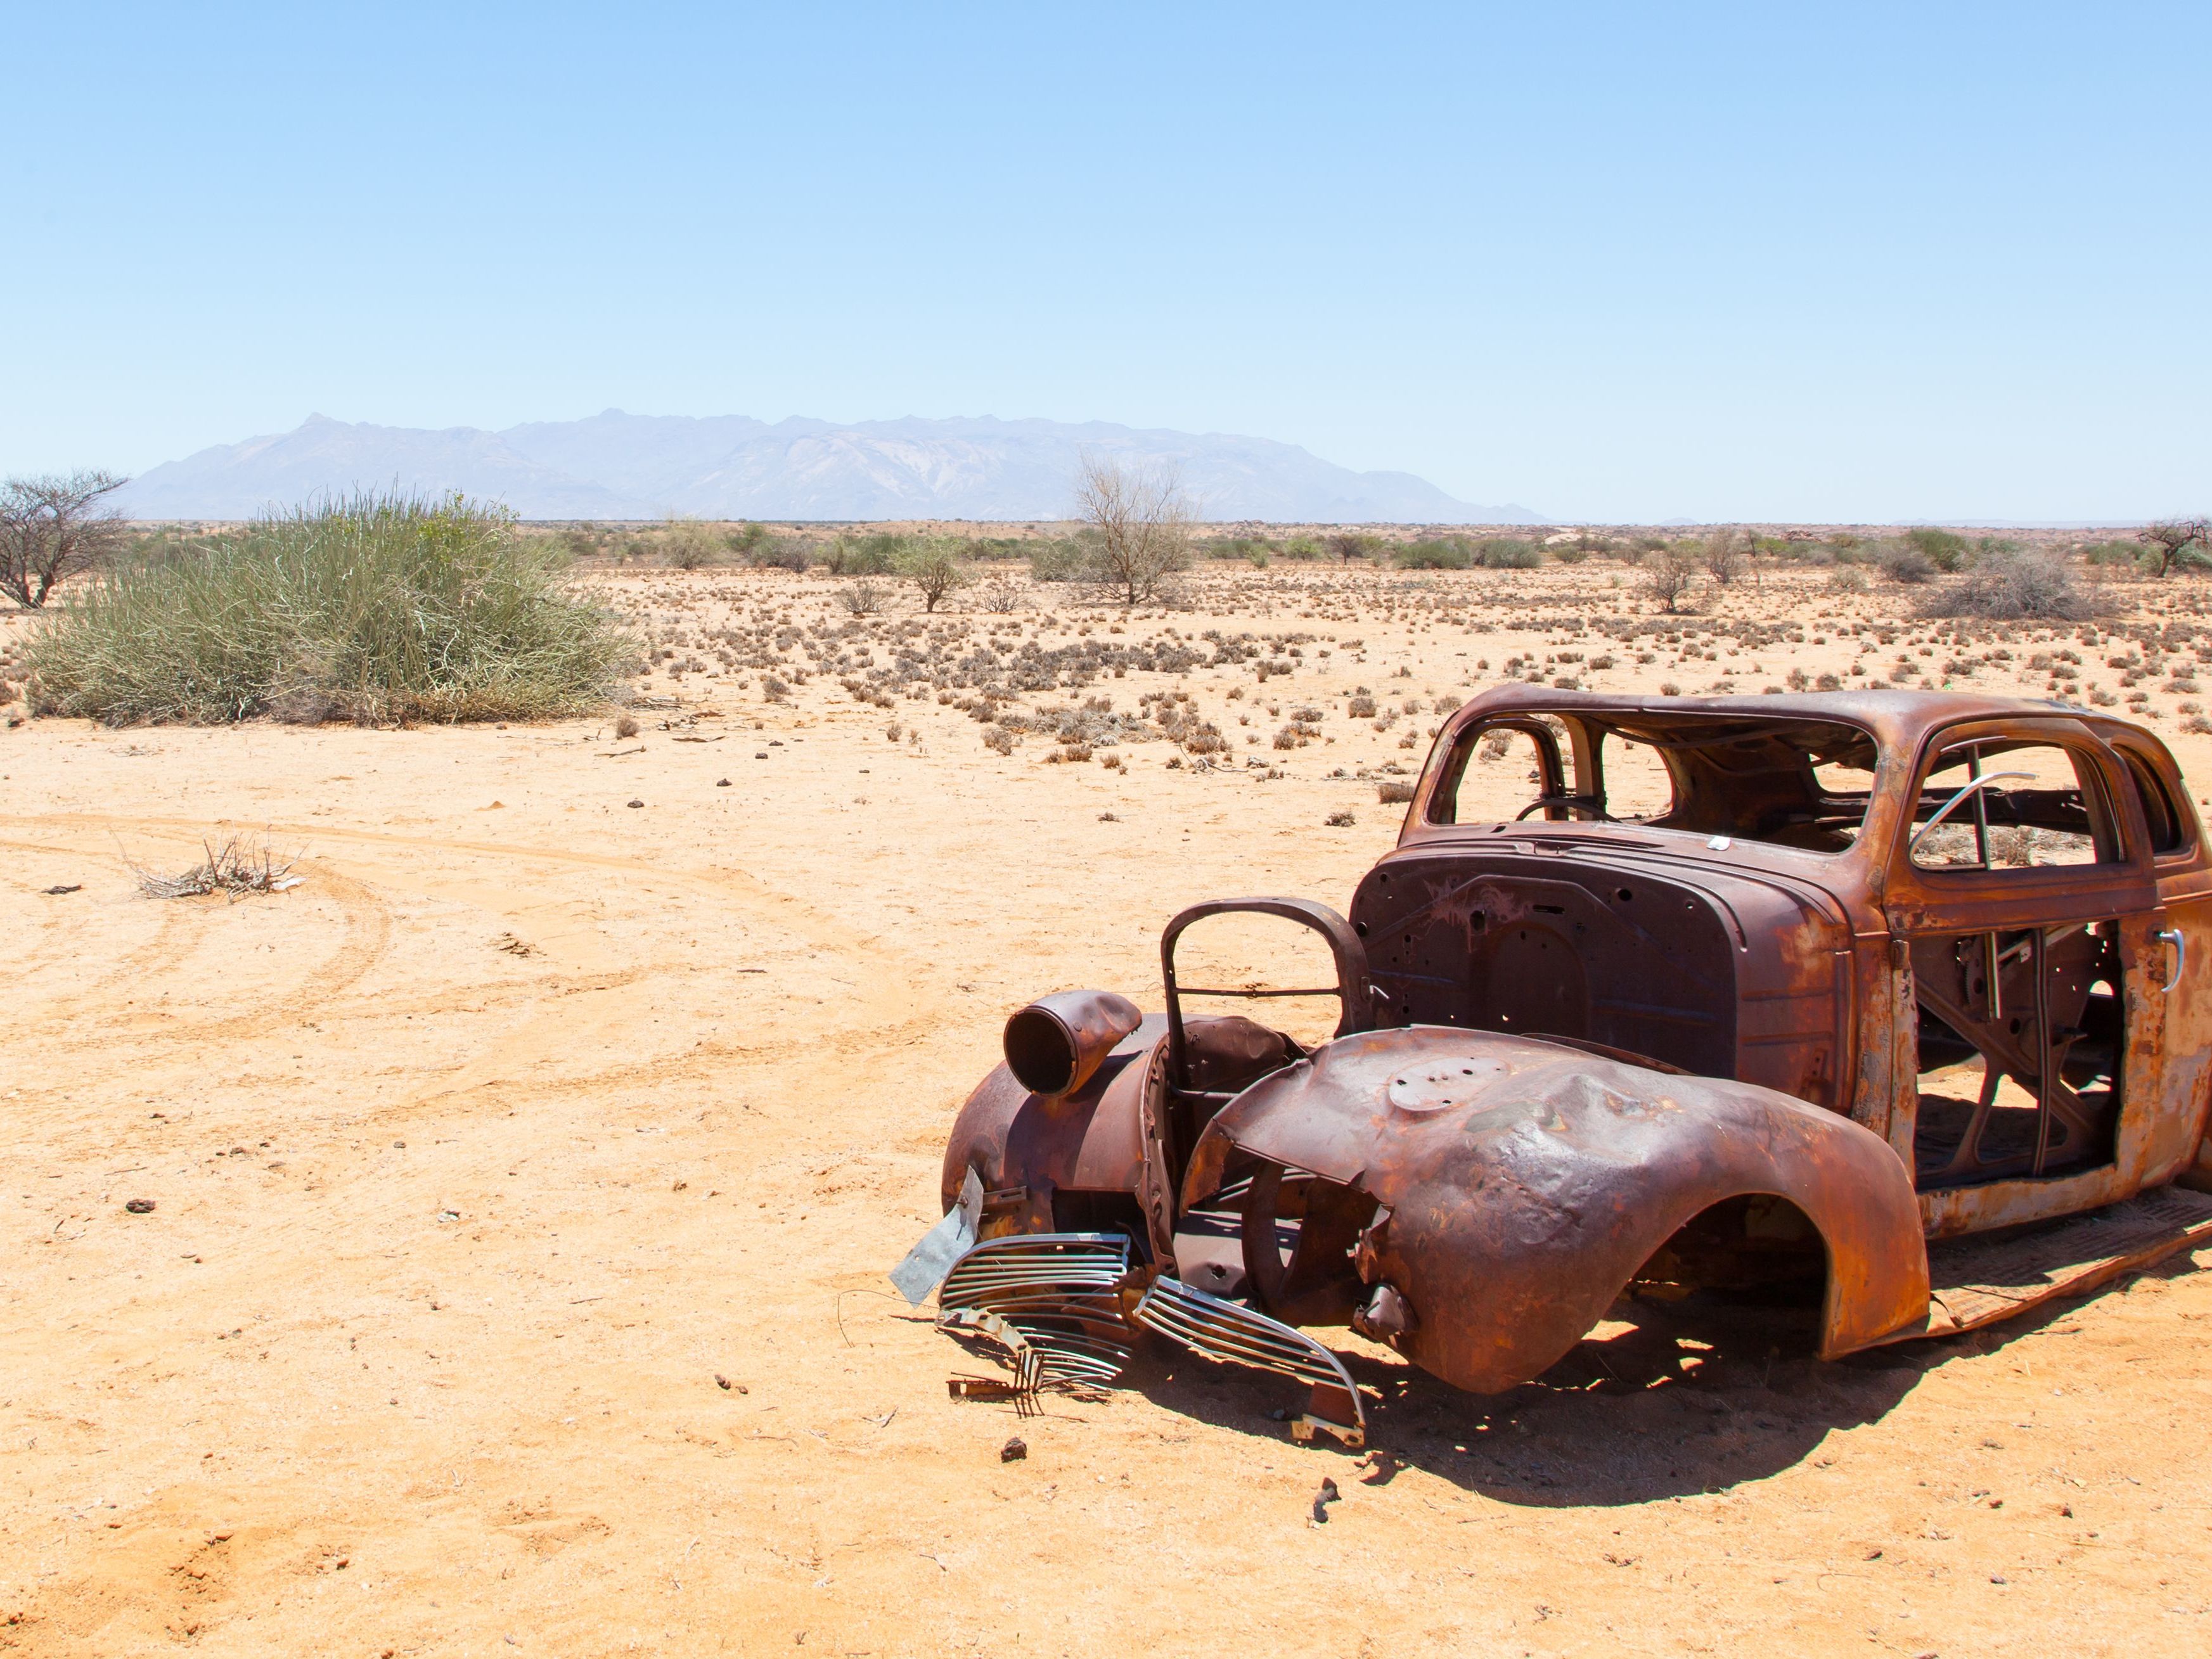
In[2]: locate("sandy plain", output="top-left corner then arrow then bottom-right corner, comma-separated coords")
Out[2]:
3,558 -> 2210,1658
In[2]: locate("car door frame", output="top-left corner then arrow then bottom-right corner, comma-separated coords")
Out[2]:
1880,714 -> 2170,1238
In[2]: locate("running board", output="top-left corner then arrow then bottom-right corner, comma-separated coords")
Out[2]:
1881,1185 -> 2212,1344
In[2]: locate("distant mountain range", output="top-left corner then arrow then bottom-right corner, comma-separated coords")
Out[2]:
118,412 -> 1541,525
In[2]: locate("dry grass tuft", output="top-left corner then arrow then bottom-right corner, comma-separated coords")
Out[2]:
132,836 -> 299,900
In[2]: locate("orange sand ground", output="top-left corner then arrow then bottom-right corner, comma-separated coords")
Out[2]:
3,561 -> 2209,1657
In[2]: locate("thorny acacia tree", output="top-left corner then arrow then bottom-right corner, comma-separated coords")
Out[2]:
1074,453 -> 1193,605
895,535 -> 970,612
2137,517 -> 2211,578
0,470 -> 130,607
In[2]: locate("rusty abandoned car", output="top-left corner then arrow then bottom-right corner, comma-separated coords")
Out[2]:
895,688 -> 2212,1446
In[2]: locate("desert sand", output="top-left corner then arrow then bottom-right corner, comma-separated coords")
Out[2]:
3,558 -> 2210,1657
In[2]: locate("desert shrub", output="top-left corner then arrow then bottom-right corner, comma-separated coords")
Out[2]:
750,537 -> 814,572
1284,537 -> 1323,561
26,493 -> 627,725
1829,565 -> 1868,593
825,533 -> 901,576
1029,537 -> 1096,582
1904,527 -> 1969,571
1922,547 -> 2088,622
1377,780 -> 1416,804
1879,544 -> 1935,584
1395,538 -> 1472,570
2081,539 -> 2144,567
1476,537 -> 1541,570
662,517 -> 723,570
838,580 -> 889,616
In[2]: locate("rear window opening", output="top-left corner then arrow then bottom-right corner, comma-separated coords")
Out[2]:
1427,710 -> 1880,854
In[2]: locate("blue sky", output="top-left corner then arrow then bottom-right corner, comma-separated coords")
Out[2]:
5,3 -> 2206,522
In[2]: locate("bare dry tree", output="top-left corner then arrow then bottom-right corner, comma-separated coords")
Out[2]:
1645,542 -> 1701,614
1701,525 -> 1747,586
0,470 -> 131,608
2137,517 -> 2211,578
1072,453 -> 1194,605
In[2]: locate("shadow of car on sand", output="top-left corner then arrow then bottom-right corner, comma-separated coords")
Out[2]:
1102,1272 -> 2164,1507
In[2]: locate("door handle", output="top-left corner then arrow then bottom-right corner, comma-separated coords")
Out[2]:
2157,927 -> 2185,994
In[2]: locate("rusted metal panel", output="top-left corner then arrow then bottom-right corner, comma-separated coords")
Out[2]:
1180,1028 -> 1929,1392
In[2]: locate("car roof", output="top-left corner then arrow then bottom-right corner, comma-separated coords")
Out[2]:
1453,684 -> 2164,758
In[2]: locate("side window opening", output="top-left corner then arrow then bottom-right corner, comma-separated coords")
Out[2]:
1908,740 -> 2107,870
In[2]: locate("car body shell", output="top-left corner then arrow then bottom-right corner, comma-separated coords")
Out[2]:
941,689 -> 2212,1395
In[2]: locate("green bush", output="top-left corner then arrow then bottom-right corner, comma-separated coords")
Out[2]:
1904,527 -> 1969,571
749,537 -> 814,572
824,533 -> 901,576
1029,537 -> 1097,582
662,517 -> 724,570
2081,539 -> 2143,567
26,493 -> 629,726
1476,537 -> 1542,570
1395,538 -> 1472,570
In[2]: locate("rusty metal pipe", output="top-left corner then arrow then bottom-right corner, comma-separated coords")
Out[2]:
1003,990 -> 1144,1099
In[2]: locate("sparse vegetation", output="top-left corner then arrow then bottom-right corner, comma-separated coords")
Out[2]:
27,493 -> 627,724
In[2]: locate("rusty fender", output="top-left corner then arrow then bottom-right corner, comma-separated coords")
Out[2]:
1182,1028 -> 1931,1393
942,993 -> 1164,1238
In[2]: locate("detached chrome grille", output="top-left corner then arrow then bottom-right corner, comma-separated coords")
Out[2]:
934,1235 -> 1366,1444
937,1233 -> 1136,1385
1133,1276 -> 1366,1445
